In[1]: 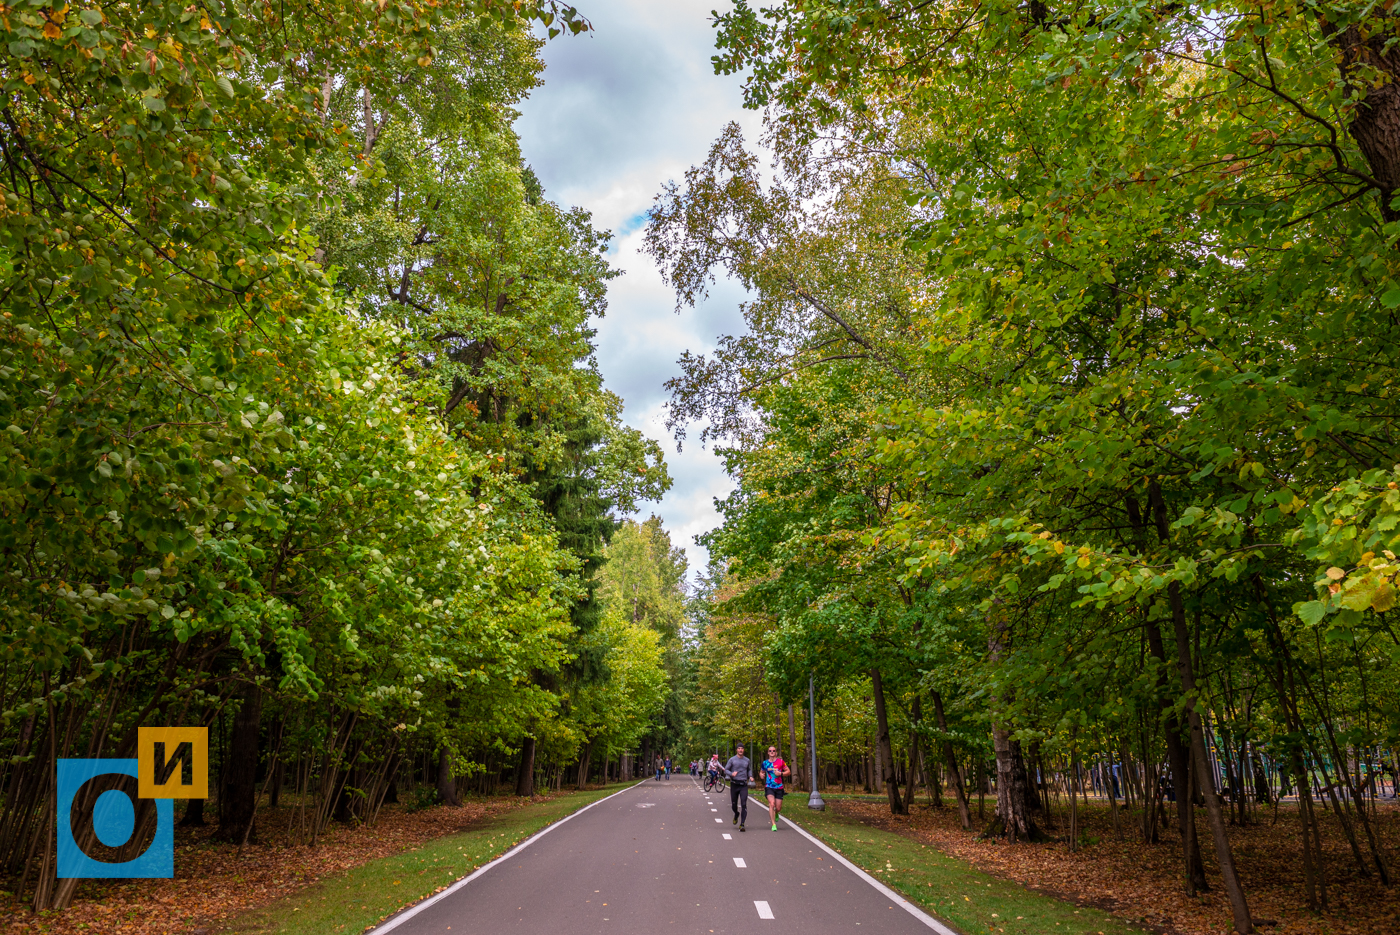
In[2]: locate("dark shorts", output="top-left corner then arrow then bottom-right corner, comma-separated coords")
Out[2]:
766,787 -> 785,799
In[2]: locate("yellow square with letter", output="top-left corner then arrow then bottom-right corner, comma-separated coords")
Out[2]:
137,727 -> 209,799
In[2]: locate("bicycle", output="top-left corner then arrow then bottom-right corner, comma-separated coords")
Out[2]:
704,771 -> 724,793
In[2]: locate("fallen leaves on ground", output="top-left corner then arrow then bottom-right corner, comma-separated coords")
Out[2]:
0,791 -> 583,934
832,795 -> 1399,935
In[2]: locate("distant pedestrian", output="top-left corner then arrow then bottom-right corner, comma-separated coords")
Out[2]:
723,744 -> 752,831
664,755 -> 672,780
655,754 -> 663,781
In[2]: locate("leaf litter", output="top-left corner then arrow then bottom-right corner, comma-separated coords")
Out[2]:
833,797 -> 1399,935
0,793 -> 571,934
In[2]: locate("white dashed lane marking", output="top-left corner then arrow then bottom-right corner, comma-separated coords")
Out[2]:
722,833 -> 732,840
715,818 -> 722,822
755,901 -> 774,920
733,857 -> 746,868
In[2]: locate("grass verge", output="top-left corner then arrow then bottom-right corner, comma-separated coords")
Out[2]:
224,782 -> 638,935
789,804 -> 1145,935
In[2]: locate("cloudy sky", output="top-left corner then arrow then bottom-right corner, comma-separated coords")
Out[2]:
514,1 -> 761,581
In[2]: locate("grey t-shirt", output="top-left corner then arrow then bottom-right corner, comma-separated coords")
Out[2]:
724,755 -> 752,783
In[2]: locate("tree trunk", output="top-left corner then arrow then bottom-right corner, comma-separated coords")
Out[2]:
909,696 -> 925,806
1169,580 -> 1254,935
1327,13 -> 1400,222
576,740 -> 593,791
178,797 -> 206,827
1141,484 -> 1210,895
991,727 -> 1036,840
436,746 -> 459,806
333,767 -> 358,823
1068,751 -> 1080,852
1029,740 -> 1049,822
268,758 -> 285,808
1292,748 -> 1328,911
1250,745 -> 1272,805
217,683 -> 262,841
870,668 -> 905,815
515,736 -> 536,797
987,617 -> 1035,840
788,704 -> 799,791
1104,754 -> 1124,842
932,691 -> 971,829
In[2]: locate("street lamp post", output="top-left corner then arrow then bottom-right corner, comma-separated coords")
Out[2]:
807,673 -> 824,810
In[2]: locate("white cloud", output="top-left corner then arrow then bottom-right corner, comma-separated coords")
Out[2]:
515,0 -> 759,579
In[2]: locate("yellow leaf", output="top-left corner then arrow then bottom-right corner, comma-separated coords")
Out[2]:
1325,566 -> 1346,580
42,21 -> 62,39
1372,579 -> 1396,613
1342,582 -> 1374,612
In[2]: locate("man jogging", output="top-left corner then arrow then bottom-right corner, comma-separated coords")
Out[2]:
760,745 -> 790,831
723,745 -> 752,831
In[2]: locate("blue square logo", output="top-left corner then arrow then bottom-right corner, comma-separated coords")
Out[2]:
56,759 -> 173,879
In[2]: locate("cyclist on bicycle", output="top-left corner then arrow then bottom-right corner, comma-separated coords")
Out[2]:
706,753 -> 721,786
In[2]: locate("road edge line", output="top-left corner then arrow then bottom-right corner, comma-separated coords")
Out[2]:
367,780 -> 645,934
781,813 -> 962,935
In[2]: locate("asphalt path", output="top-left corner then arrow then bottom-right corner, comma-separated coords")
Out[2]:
370,775 -> 950,935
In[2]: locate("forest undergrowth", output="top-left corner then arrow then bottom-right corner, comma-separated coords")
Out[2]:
0,789 -> 609,935
832,798 -> 1400,935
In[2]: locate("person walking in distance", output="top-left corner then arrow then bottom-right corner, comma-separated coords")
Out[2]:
664,754 -> 672,780
724,744 -> 752,831
760,745 -> 790,831
654,754 -> 663,781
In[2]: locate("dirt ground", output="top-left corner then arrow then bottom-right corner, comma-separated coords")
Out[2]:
832,793 -> 1400,935
0,792 -> 572,935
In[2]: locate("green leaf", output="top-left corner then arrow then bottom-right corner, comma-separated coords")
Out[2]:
1295,600 -> 1329,627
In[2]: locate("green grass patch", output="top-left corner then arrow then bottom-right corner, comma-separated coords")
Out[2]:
789,806 -> 1144,935
228,782 -> 638,935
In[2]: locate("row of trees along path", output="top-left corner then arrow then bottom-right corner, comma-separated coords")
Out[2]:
656,2 -> 1400,934
0,0 -> 687,916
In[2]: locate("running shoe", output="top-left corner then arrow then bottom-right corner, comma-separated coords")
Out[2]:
739,824 -> 745,832
771,823 -> 777,831
732,815 -> 738,825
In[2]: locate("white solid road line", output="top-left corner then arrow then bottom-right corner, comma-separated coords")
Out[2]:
366,781 -> 645,935
781,814 -> 959,935
733,857 -> 746,868
755,900 -> 775,920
